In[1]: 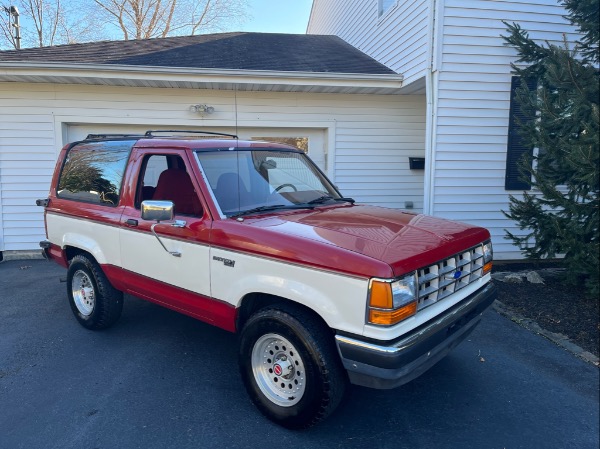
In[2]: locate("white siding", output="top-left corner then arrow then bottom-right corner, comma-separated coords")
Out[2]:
308,0 -> 430,85
0,158 -> 3,251
0,83 -> 426,251
0,112 -> 56,252
432,0 -> 578,259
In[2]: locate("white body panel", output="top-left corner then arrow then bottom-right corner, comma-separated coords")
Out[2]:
46,213 -> 121,266
210,247 -> 369,336
119,227 -> 211,297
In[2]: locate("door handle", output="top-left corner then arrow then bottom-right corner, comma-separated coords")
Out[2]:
126,219 -> 138,226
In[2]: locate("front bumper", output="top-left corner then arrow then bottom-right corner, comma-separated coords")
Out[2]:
335,282 -> 496,389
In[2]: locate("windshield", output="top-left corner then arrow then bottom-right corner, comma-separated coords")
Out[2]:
196,149 -> 342,217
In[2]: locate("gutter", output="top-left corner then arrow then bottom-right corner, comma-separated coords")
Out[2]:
0,62 -> 404,90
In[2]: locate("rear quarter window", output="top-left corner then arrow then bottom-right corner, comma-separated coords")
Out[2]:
57,140 -> 134,206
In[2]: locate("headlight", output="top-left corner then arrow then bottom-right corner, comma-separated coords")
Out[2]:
482,240 -> 493,274
391,276 -> 416,308
368,273 -> 417,326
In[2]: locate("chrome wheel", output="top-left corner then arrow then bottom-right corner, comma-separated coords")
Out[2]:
71,270 -> 95,316
251,333 -> 306,407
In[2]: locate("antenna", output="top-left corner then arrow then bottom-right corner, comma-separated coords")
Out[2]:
234,85 -> 240,214
234,84 -> 239,143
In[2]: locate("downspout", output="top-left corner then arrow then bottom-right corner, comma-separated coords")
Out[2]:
423,0 -> 440,215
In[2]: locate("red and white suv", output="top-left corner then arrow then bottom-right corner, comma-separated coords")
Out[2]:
38,131 -> 496,428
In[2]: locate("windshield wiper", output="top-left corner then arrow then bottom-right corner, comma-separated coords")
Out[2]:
307,196 -> 356,205
230,204 -> 315,218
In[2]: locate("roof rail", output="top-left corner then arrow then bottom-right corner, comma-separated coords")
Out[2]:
144,130 -> 239,139
85,133 -> 145,140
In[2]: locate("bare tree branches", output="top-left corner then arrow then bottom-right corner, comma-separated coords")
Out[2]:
0,0 -> 248,49
0,0 -> 104,49
92,0 -> 248,40
24,0 -> 61,47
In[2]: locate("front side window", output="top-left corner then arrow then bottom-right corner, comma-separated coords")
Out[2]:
196,149 -> 340,217
57,140 -> 133,206
136,154 -> 202,217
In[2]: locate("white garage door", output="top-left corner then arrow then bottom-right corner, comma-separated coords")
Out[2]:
66,125 -> 327,172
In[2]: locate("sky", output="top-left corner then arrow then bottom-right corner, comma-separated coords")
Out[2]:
0,0 -> 315,50
237,0 -> 313,34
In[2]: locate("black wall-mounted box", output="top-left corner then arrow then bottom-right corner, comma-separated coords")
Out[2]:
409,157 -> 425,170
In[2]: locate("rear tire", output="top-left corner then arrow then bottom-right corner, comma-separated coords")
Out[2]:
67,254 -> 123,330
238,304 -> 347,429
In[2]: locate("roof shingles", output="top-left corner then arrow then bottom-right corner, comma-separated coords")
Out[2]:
0,32 -> 396,75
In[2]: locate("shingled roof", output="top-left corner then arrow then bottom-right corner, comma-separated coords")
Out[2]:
0,32 -> 395,75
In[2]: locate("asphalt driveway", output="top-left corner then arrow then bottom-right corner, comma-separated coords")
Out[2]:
1,259 -> 598,449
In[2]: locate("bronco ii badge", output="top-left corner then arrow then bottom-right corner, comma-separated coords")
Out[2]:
212,256 -> 236,267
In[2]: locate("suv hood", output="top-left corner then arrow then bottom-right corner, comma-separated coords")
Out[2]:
248,205 -> 490,277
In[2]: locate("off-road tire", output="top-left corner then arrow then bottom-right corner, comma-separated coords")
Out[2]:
67,254 -> 123,330
238,304 -> 347,429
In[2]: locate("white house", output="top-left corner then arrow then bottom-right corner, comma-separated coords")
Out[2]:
308,0 -> 579,259
0,1 -> 579,261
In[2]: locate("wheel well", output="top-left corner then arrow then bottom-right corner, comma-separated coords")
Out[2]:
236,293 -> 332,334
64,246 -> 94,264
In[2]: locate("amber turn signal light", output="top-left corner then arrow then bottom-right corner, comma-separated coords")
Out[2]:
369,303 -> 417,326
483,261 -> 492,275
369,280 -> 393,309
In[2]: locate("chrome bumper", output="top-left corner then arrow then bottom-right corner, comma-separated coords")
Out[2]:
335,283 -> 497,389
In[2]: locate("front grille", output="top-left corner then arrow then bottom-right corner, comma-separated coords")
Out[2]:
416,243 -> 485,310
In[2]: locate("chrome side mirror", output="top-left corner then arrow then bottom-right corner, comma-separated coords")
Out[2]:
141,200 -> 174,222
141,200 -> 186,257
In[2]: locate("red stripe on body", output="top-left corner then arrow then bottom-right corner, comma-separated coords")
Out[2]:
102,264 -> 237,333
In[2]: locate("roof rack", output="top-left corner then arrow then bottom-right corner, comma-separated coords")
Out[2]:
85,133 -> 145,140
144,130 -> 238,139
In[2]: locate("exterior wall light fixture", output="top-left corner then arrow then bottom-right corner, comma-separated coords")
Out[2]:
190,104 -> 215,114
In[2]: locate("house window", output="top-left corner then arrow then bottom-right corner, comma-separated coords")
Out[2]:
505,76 -> 537,190
379,0 -> 395,17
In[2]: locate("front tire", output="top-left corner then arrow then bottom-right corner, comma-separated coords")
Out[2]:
238,305 -> 347,429
67,254 -> 123,330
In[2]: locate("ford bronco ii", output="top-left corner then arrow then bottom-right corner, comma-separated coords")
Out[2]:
38,131 -> 496,428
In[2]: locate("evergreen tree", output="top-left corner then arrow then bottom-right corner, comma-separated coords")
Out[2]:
502,0 -> 599,296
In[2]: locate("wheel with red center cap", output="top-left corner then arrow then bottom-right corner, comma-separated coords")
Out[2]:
238,304 -> 347,429
66,254 -> 123,330
250,333 -> 306,407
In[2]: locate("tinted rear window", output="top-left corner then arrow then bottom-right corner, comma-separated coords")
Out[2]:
57,140 -> 134,206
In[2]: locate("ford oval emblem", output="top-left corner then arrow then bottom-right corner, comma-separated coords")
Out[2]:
453,271 -> 462,279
